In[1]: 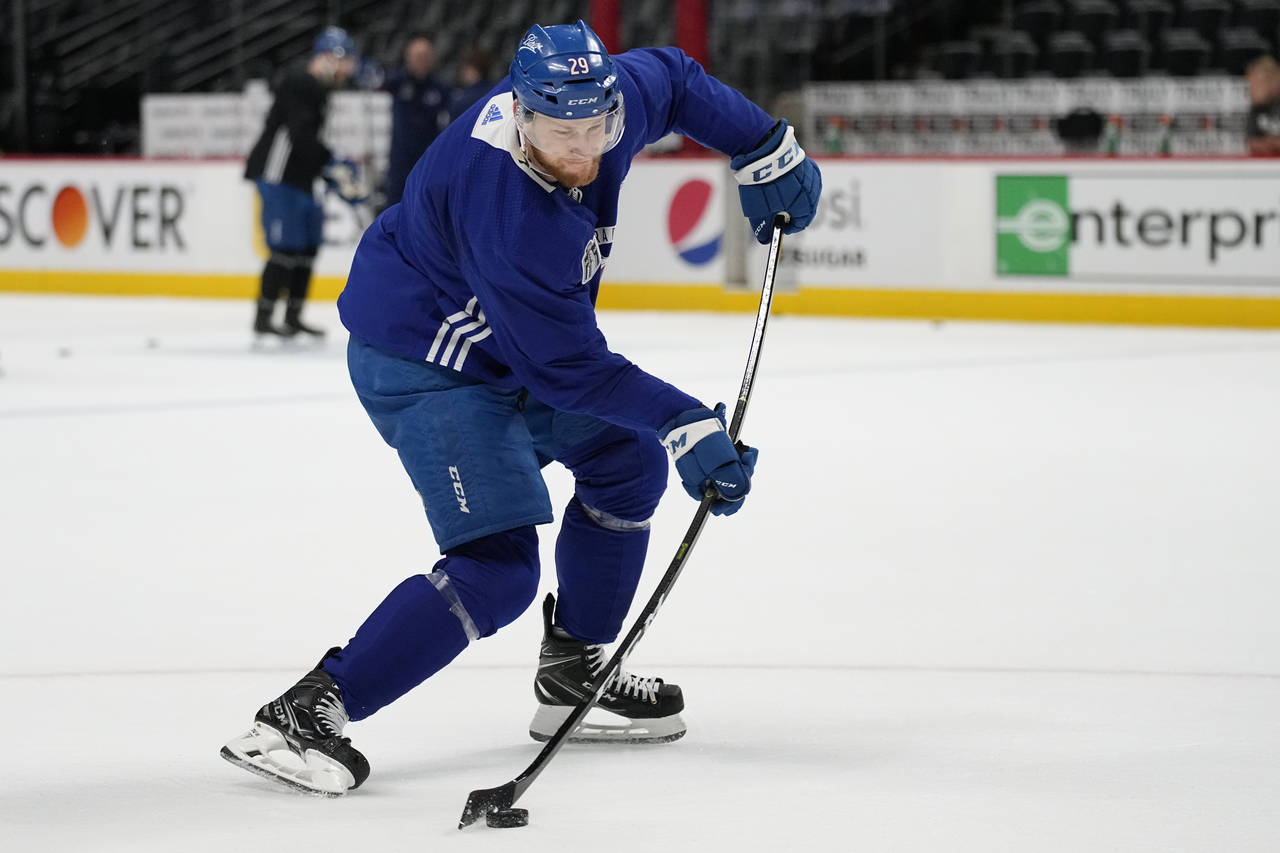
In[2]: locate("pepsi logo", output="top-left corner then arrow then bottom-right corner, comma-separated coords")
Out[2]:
667,178 -> 721,265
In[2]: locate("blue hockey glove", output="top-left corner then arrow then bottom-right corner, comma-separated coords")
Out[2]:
730,119 -> 822,244
658,403 -> 759,517
322,158 -> 368,205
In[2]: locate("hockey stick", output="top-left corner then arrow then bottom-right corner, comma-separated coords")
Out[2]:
458,212 -> 788,829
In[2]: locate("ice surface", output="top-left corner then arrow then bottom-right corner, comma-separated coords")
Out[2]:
2,294 -> 1278,851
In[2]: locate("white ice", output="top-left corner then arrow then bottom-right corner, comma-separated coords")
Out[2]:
2,293 -> 1278,852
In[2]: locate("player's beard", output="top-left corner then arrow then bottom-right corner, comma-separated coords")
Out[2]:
527,145 -> 601,189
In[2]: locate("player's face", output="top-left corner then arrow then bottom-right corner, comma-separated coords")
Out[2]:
333,56 -> 357,84
527,143 -> 601,188
522,113 -> 608,187
315,52 -> 356,86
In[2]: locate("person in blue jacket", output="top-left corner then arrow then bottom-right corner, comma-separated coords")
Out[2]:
448,47 -> 496,121
221,20 -> 821,796
382,33 -> 450,207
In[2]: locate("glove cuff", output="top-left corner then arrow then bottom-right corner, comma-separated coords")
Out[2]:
732,122 -> 806,186
659,415 -> 725,462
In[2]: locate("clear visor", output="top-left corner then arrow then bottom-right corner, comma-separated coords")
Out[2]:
515,94 -> 625,160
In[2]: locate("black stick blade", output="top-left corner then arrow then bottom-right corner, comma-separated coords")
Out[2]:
458,780 -> 517,829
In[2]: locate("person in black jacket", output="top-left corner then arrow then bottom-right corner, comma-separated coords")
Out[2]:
244,27 -> 357,340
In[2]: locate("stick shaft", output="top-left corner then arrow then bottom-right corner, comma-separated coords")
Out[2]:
463,214 -> 788,818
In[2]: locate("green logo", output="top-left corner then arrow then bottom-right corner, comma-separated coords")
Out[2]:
996,175 -> 1070,276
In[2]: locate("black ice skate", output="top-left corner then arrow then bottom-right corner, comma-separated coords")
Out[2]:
530,593 -> 686,744
220,649 -> 369,797
251,299 -> 292,348
281,318 -> 326,338
282,299 -> 326,340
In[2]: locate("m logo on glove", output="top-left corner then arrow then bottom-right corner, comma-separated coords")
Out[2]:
657,403 -> 759,517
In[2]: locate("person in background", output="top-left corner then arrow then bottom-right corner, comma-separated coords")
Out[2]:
243,26 -> 360,340
1246,55 -> 1280,157
382,34 -> 450,206
449,47 -> 496,121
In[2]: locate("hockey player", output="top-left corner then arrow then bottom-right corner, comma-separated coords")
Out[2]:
221,21 -> 821,796
243,26 -> 362,341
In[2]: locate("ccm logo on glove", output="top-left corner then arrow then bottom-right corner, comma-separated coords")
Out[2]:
730,119 -> 823,243
734,126 -> 804,185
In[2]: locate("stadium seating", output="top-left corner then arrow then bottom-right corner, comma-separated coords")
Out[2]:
1046,30 -> 1097,77
1125,0 -> 1177,51
1162,27 -> 1214,75
1102,28 -> 1153,77
987,30 -> 1041,78
1239,0 -> 1280,50
1219,25 -> 1274,73
1014,0 -> 1065,51
9,0 -> 1279,154
937,40 -> 983,79
1183,0 -> 1234,46
1068,0 -> 1121,50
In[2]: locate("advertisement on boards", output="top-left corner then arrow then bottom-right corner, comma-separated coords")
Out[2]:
0,164 -> 220,270
0,161 -> 367,280
996,169 -> 1280,284
745,160 -> 948,289
608,160 -> 726,283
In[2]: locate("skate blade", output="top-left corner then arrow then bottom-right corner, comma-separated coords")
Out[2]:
220,723 -> 355,797
250,331 -> 323,352
528,703 -> 687,745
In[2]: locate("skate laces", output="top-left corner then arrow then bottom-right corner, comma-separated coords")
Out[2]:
585,645 -> 660,704
313,693 -> 349,737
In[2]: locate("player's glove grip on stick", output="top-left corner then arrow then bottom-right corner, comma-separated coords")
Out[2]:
658,403 -> 759,517
731,119 -> 822,244
323,157 -> 368,204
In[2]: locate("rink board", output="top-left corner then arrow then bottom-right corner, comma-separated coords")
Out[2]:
1,156 -> 1278,327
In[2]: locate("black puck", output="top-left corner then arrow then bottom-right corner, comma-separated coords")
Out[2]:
486,807 -> 529,828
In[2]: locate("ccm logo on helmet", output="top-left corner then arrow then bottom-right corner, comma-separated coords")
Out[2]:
567,97 -> 599,105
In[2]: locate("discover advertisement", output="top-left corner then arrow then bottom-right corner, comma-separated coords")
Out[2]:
0,160 -> 367,281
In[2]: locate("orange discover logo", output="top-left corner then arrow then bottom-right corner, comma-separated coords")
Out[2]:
51,186 -> 89,247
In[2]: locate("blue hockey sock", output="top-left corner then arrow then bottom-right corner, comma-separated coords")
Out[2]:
320,574 -> 469,722
323,526 -> 540,721
553,498 -> 650,644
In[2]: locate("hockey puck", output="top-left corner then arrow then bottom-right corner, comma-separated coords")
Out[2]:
485,808 -> 529,828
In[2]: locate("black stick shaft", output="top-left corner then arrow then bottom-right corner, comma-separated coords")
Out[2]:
459,214 -> 787,827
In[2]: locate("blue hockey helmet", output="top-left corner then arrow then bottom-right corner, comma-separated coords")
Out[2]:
510,21 -> 620,120
313,26 -> 356,59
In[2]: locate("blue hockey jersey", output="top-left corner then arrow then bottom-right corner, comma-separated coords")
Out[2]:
338,48 -> 775,434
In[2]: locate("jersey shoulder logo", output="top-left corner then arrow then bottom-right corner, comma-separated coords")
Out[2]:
581,235 -> 603,285
481,103 -> 504,126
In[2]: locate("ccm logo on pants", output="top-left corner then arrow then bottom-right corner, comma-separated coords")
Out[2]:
448,466 -> 470,514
